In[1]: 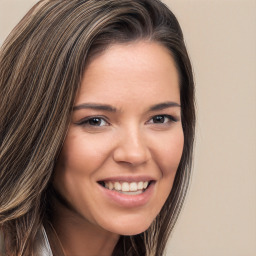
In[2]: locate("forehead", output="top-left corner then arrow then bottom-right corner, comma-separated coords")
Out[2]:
76,41 -> 180,106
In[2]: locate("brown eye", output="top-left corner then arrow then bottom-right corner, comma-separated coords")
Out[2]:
152,115 -> 165,123
149,115 -> 177,124
88,118 -> 104,126
76,117 -> 109,127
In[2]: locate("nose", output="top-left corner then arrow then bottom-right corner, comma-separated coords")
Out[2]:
113,127 -> 151,166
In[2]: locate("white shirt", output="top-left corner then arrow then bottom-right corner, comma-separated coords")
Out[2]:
0,226 -> 53,256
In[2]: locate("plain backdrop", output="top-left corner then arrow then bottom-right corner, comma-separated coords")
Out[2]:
0,0 -> 255,255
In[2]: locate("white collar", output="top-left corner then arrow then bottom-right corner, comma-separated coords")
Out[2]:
34,226 -> 53,256
0,226 -> 53,256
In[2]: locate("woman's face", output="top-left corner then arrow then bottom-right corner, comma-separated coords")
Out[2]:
54,41 -> 184,235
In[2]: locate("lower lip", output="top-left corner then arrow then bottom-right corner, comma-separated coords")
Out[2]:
98,182 -> 155,208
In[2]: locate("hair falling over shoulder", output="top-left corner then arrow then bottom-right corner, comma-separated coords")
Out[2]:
0,0 -> 195,255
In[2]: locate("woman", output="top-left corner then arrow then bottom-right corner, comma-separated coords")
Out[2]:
0,0 -> 195,255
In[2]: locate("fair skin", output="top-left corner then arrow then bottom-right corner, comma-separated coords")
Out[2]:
53,41 -> 184,256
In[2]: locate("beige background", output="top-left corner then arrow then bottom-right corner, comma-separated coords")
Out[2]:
0,0 -> 255,255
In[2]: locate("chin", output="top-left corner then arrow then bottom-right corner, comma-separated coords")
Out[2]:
102,216 -> 154,236
113,225 -> 151,236
119,227 -> 150,236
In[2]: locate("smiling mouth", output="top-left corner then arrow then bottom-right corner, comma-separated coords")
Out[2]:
98,180 -> 153,195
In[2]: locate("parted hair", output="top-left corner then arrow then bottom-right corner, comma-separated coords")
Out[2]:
0,0 -> 195,255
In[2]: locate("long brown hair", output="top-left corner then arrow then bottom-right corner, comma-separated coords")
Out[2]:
0,0 -> 195,255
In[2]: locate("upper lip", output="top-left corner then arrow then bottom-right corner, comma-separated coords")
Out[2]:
98,175 -> 156,183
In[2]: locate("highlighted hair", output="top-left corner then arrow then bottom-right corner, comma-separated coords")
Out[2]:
0,0 -> 195,255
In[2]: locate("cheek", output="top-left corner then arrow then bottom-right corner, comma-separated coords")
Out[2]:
153,128 -> 184,209
59,132 -> 113,174
152,128 -> 184,177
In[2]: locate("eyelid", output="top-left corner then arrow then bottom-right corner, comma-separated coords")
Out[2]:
146,114 -> 179,124
75,116 -> 110,126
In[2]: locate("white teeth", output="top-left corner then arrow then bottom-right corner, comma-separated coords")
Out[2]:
143,182 -> 149,189
122,182 -> 130,192
138,181 -> 144,190
121,190 -> 143,195
130,182 -> 137,191
114,182 -> 122,191
108,182 -> 114,190
103,180 -> 150,193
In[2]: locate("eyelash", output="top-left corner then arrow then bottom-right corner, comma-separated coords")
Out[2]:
75,116 -> 109,127
146,115 -> 178,124
76,115 -> 178,127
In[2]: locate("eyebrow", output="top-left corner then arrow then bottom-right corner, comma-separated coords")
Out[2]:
73,103 -> 117,112
73,101 -> 180,112
148,101 -> 181,111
